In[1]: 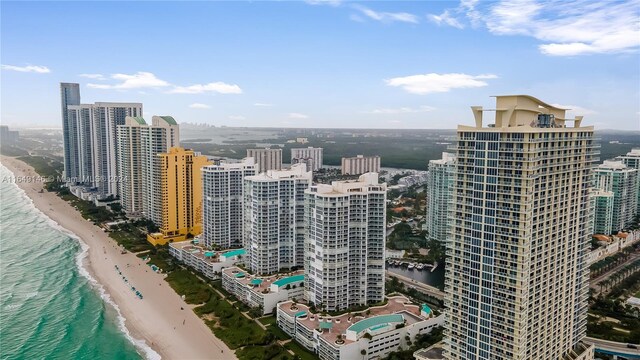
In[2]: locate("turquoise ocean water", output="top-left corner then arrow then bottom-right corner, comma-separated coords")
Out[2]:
0,165 -> 150,360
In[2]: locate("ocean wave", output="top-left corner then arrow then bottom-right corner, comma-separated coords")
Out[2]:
0,165 -> 161,360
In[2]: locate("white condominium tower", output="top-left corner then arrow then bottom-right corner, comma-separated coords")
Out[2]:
591,189 -> 614,235
141,116 -> 180,225
117,116 -> 179,216
247,148 -> 282,173
60,83 -> 81,181
62,98 -> 143,198
116,116 -> 147,215
593,160 -> 638,232
66,104 -> 94,185
202,157 -> 257,249
305,173 -> 387,312
616,148 -> 640,213
426,152 -> 456,243
92,102 -> 143,198
617,148 -> 640,170
341,155 -> 380,175
444,96 -> 597,360
118,116 -> 180,217
243,164 -> 311,275
291,147 -> 323,171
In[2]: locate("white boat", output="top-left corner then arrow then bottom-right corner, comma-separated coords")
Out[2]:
408,263 -> 415,270
416,264 -> 425,270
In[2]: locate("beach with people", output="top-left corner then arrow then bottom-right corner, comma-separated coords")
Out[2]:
1,155 -> 235,360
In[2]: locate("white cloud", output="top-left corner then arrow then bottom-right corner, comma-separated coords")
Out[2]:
432,0 -> 640,56
88,72 -> 170,89
85,72 -> 243,95
306,0 -> 342,6
427,10 -> 464,29
385,73 -> 497,94
354,5 -> 419,24
366,106 -> 436,114
169,82 -> 242,94
79,73 -> 106,80
254,102 -> 273,107
289,113 -> 309,119
189,103 -> 211,109
229,115 -> 246,120
1,64 -> 50,73
551,104 -> 597,115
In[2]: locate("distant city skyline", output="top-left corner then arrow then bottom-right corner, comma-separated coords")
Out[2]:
2,1 -> 639,130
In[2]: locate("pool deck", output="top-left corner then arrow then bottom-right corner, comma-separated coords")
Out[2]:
222,266 -> 304,295
279,295 -> 425,345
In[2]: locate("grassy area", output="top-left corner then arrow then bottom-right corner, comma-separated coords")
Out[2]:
0,144 -> 29,157
138,246 -> 176,272
164,267 -> 292,360
235,344 -> 291,360
198,294 -> 271,348
258,316 -> 277,326
267,323 -> 291,341
16,155 -> 62,179
284,341 -> 319,360
166,269 -> 213,304
66,196 -> 119,224
634,290 -> 640,298
110,230 -> 152,253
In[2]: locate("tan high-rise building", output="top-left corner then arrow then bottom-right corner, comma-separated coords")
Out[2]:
147,147 -> 211,245
341,155 -> 380,175
247,148 -> 282,173
444,96 -> 597,360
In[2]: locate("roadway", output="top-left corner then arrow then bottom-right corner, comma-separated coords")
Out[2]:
583,337 -> 640,359
385,270 -> 445,300
590,252 -> 640,296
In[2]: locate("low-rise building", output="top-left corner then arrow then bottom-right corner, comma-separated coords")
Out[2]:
222,266 -> 305,315
414,343 -> 444,360
587,230 -> 640,264
168,241 -> 245,279
276,295 -> 443,360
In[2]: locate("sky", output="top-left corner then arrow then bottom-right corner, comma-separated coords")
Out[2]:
1,0 -> 639,130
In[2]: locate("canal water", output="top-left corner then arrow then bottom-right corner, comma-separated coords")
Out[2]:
387,263 -> 446,290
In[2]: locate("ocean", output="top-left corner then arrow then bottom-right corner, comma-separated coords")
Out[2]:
0,165 -> 150,360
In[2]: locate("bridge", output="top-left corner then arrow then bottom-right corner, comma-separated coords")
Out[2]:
583,337 -> 640,359
385,270 -> 445,300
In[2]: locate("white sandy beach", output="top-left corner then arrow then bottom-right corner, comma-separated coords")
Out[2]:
1,156 -> 236,360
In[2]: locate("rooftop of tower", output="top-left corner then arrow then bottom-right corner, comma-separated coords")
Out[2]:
157,115 -> 177,125
465,95 -> 593,130
310,172 -> 386,196
597,160 -> 632,170
246,163 -> 311,181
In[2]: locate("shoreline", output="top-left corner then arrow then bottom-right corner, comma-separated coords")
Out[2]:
0,156 -> 236,360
